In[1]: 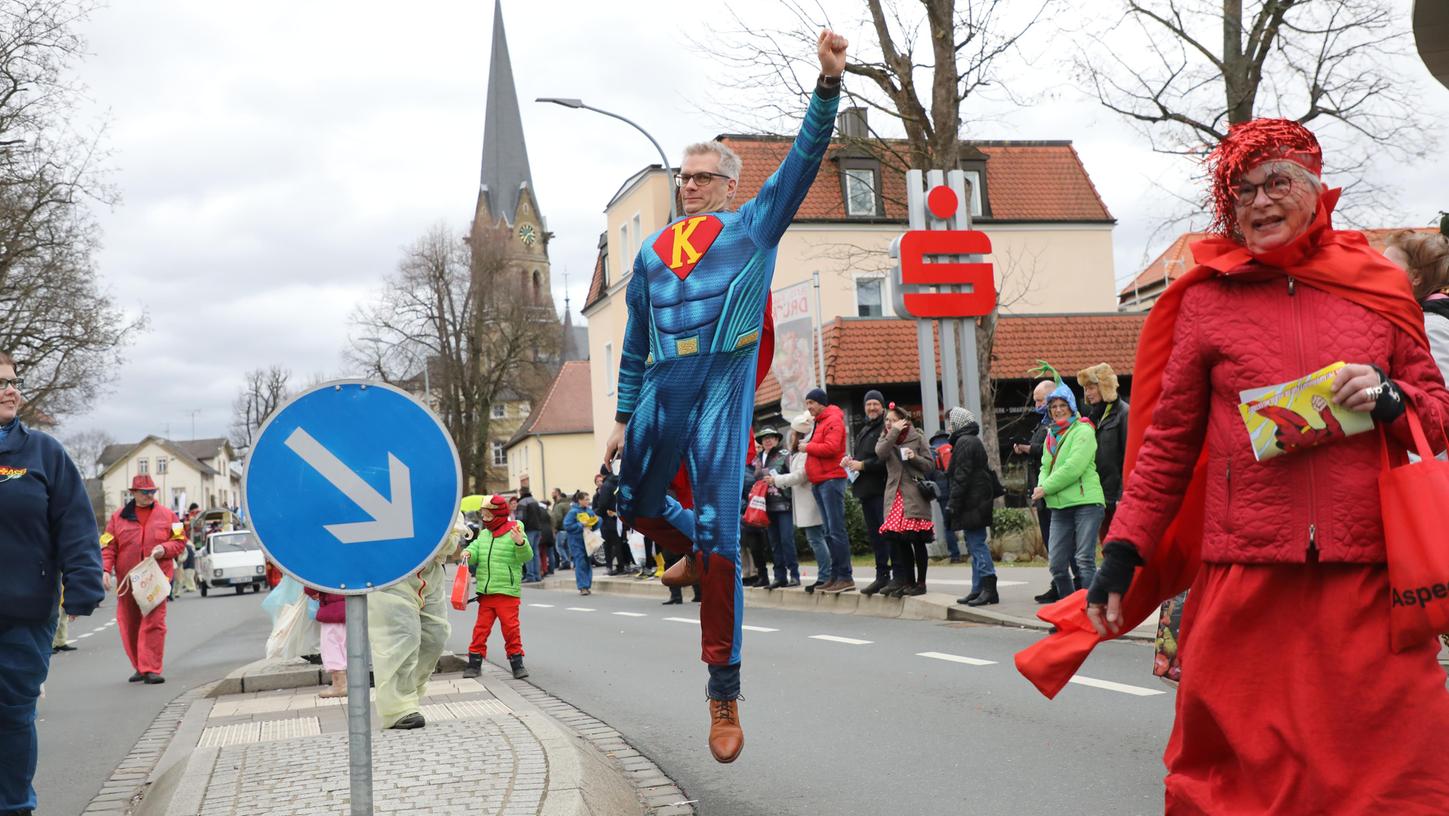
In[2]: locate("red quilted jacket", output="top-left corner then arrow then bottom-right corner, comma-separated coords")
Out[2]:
1108,267 -> 1449,564
803,405 -> 847,483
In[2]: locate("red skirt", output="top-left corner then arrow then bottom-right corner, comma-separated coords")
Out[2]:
1166,562 -> 1449,814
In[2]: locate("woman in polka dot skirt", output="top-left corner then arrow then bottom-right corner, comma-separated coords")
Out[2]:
874,404 -> 936,597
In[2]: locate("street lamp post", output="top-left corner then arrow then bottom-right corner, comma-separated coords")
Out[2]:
536,97 -> 678,224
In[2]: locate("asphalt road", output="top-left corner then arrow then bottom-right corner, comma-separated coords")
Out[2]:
35,586 -> 272,816
448,585 -> 1177,816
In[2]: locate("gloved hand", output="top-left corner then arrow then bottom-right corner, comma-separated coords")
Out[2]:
1086,541 -> 1142,636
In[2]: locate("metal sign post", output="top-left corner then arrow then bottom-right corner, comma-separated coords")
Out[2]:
243,381 -> 463,816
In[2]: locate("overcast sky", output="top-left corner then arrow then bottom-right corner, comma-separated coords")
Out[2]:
58,0 -> 1449,445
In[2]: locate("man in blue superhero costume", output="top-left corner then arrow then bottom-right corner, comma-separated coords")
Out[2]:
602,30 -> 848,764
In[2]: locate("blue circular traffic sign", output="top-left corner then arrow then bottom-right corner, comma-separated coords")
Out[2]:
242,380 -> 462,593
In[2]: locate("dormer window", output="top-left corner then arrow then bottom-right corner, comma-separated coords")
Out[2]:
957,147 -> 991,220
838,156 -> 883,218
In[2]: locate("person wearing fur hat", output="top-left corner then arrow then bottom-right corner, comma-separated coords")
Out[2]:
1076,363 -> 1130,535
944,407 -> 998,606
461,494 -> 532,681
1017,119 -> 1449,811
1029,383 -> 1104,600
874,404 -> 935,596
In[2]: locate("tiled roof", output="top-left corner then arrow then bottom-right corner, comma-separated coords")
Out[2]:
584,242 -> 607,311
723,138 -> 1114,223
1119,226 -> 1441,304
755,314 -> 1147,405
506,361 -> 593,448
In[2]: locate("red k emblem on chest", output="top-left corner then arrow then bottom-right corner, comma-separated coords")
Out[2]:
653,215 -> 724,280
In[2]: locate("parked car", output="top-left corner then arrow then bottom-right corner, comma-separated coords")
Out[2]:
197,530 -> 267,596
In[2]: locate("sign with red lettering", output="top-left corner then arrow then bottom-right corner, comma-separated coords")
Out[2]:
894,229 -> 995,318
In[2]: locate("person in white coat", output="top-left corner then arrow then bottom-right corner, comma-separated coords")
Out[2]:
767,412 -> 831,592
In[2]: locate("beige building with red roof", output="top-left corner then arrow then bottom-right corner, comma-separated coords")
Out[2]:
503,361 -> 597,500
581,115 -> 1138,459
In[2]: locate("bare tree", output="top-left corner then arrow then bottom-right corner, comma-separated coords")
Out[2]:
1077,0 -> 1431,225
60,426 -> 112,478
229,366 -> 292,449
0,0 -> 140,423
702,0 -> 1053,468
348,222 -> 559,492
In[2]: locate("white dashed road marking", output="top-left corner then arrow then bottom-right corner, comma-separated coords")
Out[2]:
917,651 -> 996,666
529,603 -> 555,608
613,612 -> 647,618
1068,675 -> 1166,697
741,625 -> 778,633
663,617 -> 700,624
565,607 -> 595,612
810,635 -> 872,645
77,633 -> 93,639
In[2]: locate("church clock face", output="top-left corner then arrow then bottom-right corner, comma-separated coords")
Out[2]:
518,223 -> 538,247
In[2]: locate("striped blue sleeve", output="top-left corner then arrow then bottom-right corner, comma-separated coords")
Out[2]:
614,253 -> 650,423
739,89 -> 839,247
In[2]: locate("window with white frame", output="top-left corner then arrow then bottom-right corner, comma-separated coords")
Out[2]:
138,457 -> 149,475
492,403 -> 506,419
631,213 -> 641,250
492,440 -> 507,467
604,342 -> 616,396
618,224 -> 630,269
157,456 -> 168,475
842,167 -> 879,217
963,169 -> 984,217
855,277 -> 884,317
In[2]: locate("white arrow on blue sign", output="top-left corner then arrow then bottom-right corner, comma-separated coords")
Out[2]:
242,380 -> 462,594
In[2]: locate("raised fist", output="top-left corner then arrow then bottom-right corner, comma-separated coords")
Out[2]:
818,29 -> 848,77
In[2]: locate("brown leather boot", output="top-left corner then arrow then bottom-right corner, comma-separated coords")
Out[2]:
707,698 -> 743,763
662,552 -> 701,588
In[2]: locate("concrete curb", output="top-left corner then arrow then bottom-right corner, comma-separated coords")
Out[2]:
207,652 -> 471,697
538,575 -> 1156,643
81,685 -> 213,816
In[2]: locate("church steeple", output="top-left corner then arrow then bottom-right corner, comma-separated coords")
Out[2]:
478,0 -> 535,225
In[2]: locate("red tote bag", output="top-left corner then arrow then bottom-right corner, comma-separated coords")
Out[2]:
742,481 -> 770,528
450,562 -> 471,611
1380,407 -> 1449,653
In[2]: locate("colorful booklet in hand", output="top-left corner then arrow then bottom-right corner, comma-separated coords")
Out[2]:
1237,361 -> 1374,461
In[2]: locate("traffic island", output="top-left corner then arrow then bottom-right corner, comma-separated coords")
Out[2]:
108,664 -> 691,816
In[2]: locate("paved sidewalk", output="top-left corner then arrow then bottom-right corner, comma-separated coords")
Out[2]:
121,661 -> 690,816
542,562 -> 1157,641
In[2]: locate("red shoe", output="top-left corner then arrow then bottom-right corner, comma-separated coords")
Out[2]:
707,698 -> 743,763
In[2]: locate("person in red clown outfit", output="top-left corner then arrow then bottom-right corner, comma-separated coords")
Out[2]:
1016,119 -> 1449,813
101,474 -> 188,684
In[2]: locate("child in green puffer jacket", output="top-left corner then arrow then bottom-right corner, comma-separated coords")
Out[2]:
461,494 -> 533,680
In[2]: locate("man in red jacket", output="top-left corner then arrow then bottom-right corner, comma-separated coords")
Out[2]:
102,475 -> 187,684
802,388 -> 853,593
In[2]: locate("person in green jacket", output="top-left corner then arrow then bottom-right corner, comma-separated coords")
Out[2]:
460,494 -> 532,680
1030,382 -> 1105,599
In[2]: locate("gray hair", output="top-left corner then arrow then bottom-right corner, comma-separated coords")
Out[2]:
682,141 -> 742,180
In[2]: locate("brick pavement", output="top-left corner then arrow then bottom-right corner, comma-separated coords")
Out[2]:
104,663 -> 694,816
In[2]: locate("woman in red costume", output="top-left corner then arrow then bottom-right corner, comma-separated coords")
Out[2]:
1016,120 -> 1449,813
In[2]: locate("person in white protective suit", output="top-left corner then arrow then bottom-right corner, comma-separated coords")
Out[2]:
366,511 -> 470,730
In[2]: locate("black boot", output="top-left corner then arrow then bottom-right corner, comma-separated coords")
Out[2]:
1033,585 -> 1059,604
859,577 -> 890,597
959,586 -> 983,605
966,575 -> 999,606
878,580 -> 906,598
463,653 -> 483,679
509,654 -> 529,680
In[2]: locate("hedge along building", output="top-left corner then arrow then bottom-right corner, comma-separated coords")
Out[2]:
580,109 -> 1142,496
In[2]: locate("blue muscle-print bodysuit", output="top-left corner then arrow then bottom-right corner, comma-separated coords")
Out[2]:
614,87 -> 837,695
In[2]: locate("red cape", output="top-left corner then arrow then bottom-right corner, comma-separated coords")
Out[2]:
1014,189 -> 1430,698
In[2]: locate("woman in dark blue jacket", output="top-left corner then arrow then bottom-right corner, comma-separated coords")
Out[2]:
0,351 -> 104,815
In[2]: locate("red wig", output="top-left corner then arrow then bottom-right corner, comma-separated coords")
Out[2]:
1205,118 -> 1323,236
